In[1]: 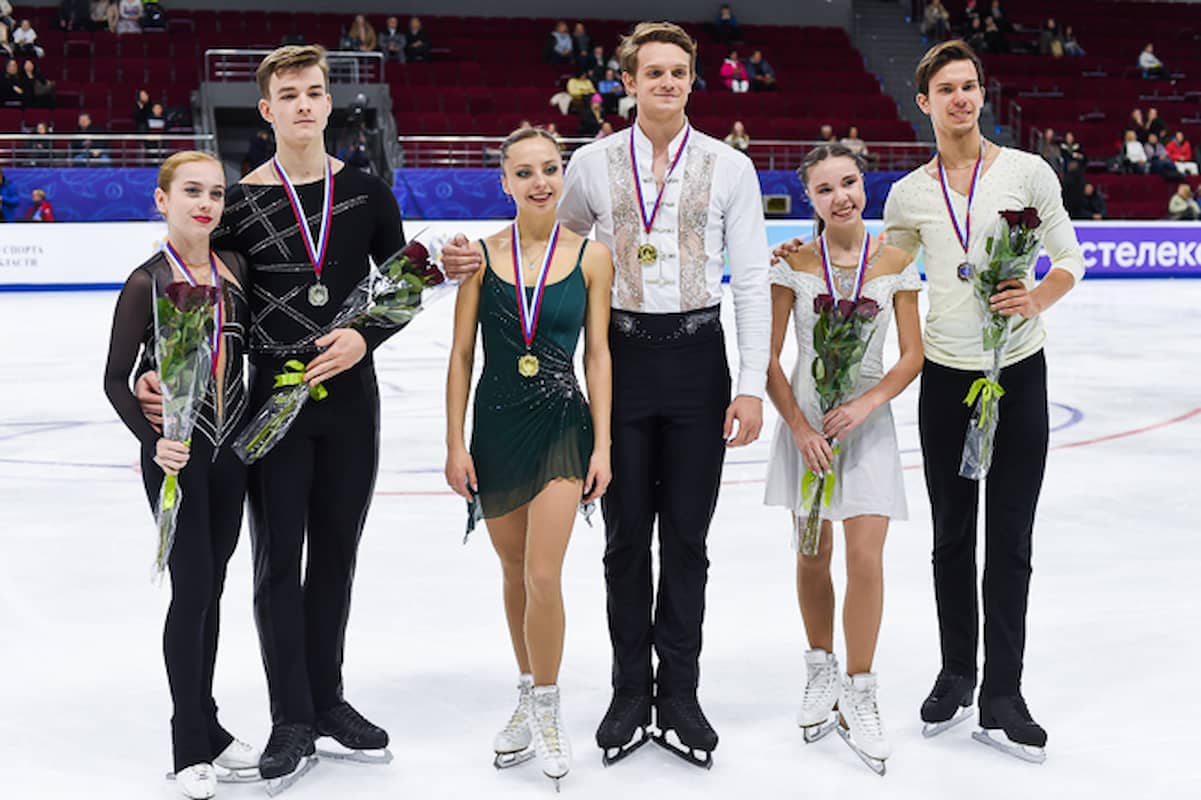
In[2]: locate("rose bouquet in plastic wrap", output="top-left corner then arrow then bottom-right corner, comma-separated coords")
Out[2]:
153,281 -> 220,578
234,239 -> 447,464
797,293 -> 879,556
959,207 -> 1042,480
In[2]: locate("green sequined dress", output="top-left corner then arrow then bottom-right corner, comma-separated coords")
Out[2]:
470,239 -> 593,518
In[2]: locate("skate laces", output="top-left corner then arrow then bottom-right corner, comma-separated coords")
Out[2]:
502,687 -> 532,737
803,661 -> 836,709
849,682 -> 883,739
535,699 -> 564,756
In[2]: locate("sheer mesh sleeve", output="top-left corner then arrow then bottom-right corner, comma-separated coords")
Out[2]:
359,176 -> 408,352
103,267 -> 160,447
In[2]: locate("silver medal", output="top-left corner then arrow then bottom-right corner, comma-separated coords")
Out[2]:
308,282 -> 329,306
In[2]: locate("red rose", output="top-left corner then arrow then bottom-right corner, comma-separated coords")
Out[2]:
1021,207 -> 1042,230
999,209 -> 1024,228
836,298 -> 856,321
401,240 -> 430,269
813,293 -> 835,314
164,281 -> 216,312
854,297 -> 880,320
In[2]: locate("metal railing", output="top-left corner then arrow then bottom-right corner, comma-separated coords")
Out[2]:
396,135 -> 936,173
204,49 -> 385,84
0,133 -> 217,167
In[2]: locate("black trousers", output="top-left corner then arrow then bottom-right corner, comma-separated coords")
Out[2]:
247,359 -> 380,725
601,309 -> 731,697
141,435 -> 245,773
918,351 -> 1048,699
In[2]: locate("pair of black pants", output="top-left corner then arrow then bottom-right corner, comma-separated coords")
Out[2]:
247,359 -> 380,725
918,351 -> 1048,699
141,435 -> 245,773
601,309 -> 731,696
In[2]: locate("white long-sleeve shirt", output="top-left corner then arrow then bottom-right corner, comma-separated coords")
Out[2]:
883,146 -> 1086,371
558,120 -> 771,398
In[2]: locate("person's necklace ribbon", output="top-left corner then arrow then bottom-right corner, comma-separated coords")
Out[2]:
630,125 -> 690,265
511,221 -> 561,378
163,240 -> 223,377
272,155 -> 334,306
936,141 -> 985,282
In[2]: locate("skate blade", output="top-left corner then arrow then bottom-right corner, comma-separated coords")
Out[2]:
800,716 -> 839,744
316,741 -> 394,765
493,748 -> 535,769
165,765 -> 262,785
921,706 -> 973,738
971,729 -> 1047,764
264,755 -> 317,797
836,724 -> 886,776
600,726 -> 651,767
652,729 -> 714,770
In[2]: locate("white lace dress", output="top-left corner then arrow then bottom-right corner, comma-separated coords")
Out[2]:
764,260 -> 922,544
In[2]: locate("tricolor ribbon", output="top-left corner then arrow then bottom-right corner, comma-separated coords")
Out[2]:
936,143 -> 985,256
272,155 -> 334,284
511,221 -> 560,348
630,124 -> 691,237
818,230 -> 869,303
163,241 -> 222,377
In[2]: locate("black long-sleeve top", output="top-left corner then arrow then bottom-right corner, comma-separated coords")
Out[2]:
103,250 -> 251,449
211,166 -> 406,365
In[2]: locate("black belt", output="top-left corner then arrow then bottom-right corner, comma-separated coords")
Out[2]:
609,306 -> 722,346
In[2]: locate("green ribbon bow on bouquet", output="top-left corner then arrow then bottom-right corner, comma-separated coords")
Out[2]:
273,359 -> 329,399
964,377 -> 1005,430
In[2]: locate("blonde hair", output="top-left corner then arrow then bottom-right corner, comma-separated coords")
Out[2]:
157,151 -> 223,192
617,21 -> 697,78
256,44 -> 330,100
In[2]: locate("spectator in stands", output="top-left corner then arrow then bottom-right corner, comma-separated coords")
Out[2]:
0,166 -> 18,222
404,16 -> 430,62
1145,133 -> 1180,179
596,120 -> 614,139
959,0 -> 981,32
1127,108 -> 1148,142
140,0 -> 165,31
819,124 -> 836,143
1,58 -> 23,103
987,0 -> 1012,33
1039,19 -> 1062,57
1123,129 -> 1148,173
714,4 -> 741,45
1166,130 -> 1197,176
133,87 -> 152,131
566,68 -> 597,113
1060,131 -> 1086,169
922,0 -> 950,42
578,93 -> 604,137
241,126 -> 274,175
1138,43 -> 1169,80
721,49 -> 749,93
58,0 -> 93,31
724,120 -> 749,152
90,0 -> 118,32
24,188 -> 54,221
146,100 -> 166,131
572,22 -> 591,67
1168,183 -> 1201,220
1078,183 -> 1106,220
27,120 -> 52,166
981,17 -> 1008,54
343,15 -> 377,53
545,20 -> 573,65
20,59 -> 55,109
746,50 -> 777,92
0,1 -> 13,30
72,111 -> 111,165
585,45 -> 608,83
840,125 -> 875,167
1038,128 -> 1063,178
1062,25 -> 1085,57
13,19 -> 44,58
379,15 -> 405,63
596,67 -> 624,116
0,19 -> 12,59
1146,108 -> 1167,142
116,0 -> 141,34
965,17 -> 986,52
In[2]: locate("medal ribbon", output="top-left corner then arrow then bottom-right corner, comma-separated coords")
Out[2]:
818,230 -> 869,302
630,125 -> 691,236
936,143 -> 985,255
272,155 -> 334,283
164,241 -> 222,377
511,222 -> 561,348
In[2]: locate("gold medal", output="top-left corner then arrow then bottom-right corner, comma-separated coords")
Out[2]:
517,353 -> 540,378
638,243 -> 658,265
